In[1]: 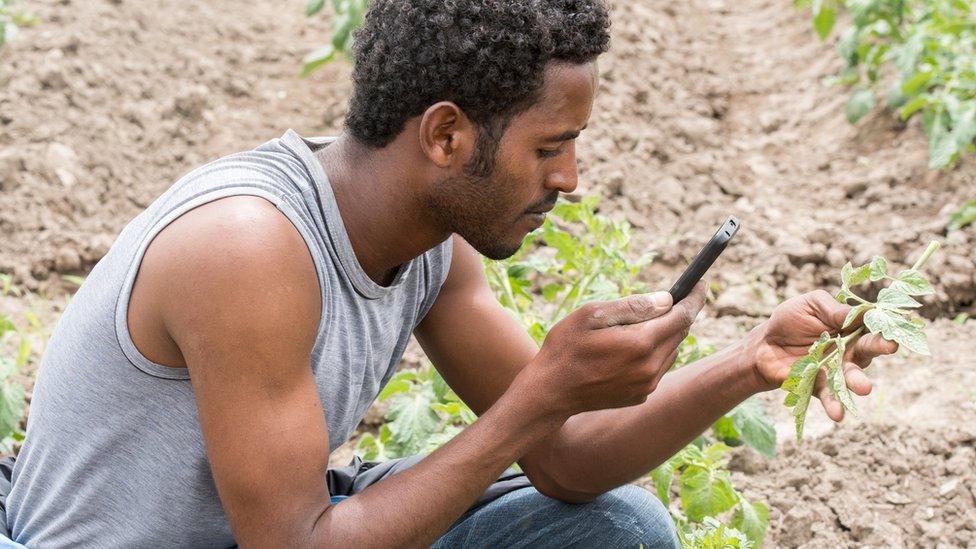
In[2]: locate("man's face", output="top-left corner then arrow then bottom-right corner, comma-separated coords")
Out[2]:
427,61 -> 598,259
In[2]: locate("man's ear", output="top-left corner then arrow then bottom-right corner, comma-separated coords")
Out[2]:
418,102 -> 474,169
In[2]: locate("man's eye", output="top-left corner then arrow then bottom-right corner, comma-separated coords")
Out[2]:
537,147 -> 563,158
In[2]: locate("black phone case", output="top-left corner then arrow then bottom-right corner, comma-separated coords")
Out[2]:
668,216 -> 740,303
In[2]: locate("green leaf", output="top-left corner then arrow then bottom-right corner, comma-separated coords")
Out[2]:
782,356 -> 822,440
355,433 -> 383,460
306,0 -> 326,16
841,262 -> 872,288
729,397 -> 777,458
929,112 -> 958,169
863,308 -> 930,355
649,462 -> 676,507
876,287 -> 922,310
712,415 -> 740,442
0,316 -> 14,338
827,357 -> 857,414
378,378 -> 412,401
812,0 -> 838,39
385,386 -> 442,455
869,256 -> 888,281
890,269 -> 935,296
949,199 -> 976,231
679,465 -> 739,521
14,338 -> 30,369
731,498 -> 770,548
826,336 -> 857,414
901,71 -> 934,94
846,88 -> 876,123
843,303 -> 872,329
838,27 -> 860,65
0,378 -> 24,440
900,95 -> 930,120
301,44 -> 337,77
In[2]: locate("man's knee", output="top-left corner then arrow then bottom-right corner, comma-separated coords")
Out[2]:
586,484 -> 679,548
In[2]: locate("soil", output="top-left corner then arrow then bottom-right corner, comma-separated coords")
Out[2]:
2,0 -> 975,547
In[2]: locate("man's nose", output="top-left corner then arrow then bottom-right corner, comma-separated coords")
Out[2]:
544,144 -> 578,193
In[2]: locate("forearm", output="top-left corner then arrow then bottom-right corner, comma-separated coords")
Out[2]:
524,327 -> 767,499
311,370 -> 565,548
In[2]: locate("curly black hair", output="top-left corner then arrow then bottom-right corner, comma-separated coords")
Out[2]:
345,0 -> 611,154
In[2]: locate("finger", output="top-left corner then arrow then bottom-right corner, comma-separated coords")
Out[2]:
648,340 -> 682,389
636,283 -> 706,341
843,362 -> 873,396
807,289 -> 853,332
817,383 -> 845,422
813,367 -> 845,421
675,282 -> 707,321
849,333 -> 899,367
591,292 -> 673,328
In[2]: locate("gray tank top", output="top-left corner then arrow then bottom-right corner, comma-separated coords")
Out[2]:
5,129 -> 453,547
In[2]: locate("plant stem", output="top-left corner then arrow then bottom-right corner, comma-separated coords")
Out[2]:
840,326 -> 864,345
912,240 -> 941,271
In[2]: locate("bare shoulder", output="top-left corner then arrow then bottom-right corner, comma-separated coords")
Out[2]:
132,196 -> 321,365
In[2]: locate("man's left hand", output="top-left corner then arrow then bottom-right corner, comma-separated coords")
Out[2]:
746,290 -> 899,421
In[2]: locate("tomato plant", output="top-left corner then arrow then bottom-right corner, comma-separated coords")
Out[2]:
302,0 -> 367,75
798,0 -> 976,170
782,241 -> 940,439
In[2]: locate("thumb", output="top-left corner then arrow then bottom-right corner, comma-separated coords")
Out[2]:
591,292 -> 673,327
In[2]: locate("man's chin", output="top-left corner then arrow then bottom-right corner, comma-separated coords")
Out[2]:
463,233 -> 525,260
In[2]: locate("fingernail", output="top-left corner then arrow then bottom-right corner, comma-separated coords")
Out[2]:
651,292 -> 671,307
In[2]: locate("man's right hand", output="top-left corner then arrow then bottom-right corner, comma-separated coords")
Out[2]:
525,283 -> 707,415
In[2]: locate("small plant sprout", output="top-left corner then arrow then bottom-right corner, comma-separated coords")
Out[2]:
782,241 -> 941,440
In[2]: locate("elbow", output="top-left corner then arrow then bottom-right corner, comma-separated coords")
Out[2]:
525,467 -> 601,505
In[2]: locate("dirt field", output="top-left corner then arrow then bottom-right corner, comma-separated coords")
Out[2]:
2,0 -> 975,546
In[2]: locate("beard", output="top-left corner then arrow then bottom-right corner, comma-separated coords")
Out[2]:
426,168 -> 527,260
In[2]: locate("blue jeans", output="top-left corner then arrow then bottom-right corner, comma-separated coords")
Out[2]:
430,484 -> 679,548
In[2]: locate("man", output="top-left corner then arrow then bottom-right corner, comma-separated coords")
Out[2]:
3,0 -> 896,547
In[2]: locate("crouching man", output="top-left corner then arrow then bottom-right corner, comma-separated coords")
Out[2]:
3,0 -> 896,547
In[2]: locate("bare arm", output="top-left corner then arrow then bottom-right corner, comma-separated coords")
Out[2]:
149,198 -> 567,547
416,236 -> 896,502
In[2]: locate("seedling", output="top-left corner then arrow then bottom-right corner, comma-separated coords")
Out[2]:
782,241 -> 941,440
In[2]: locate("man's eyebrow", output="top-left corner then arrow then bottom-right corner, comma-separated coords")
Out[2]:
542,124 -> 588,143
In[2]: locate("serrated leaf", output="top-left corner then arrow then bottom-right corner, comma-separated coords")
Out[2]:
827,359 -> 857,415
827,335 -> 857,414
678,465 -> 739,521
809,331 -> 832,360
863,309 -> 930,355
876,287 -> 922,310
785,357 -> 822,440
385,387 -> 442,455
843,303 -> 872,329
732,498 -> 770,548
649,462 -> 676,507
890,269 -> 935,296
846,88 -> 876,123
729,397 -> 777,458
869,256 -> 888,281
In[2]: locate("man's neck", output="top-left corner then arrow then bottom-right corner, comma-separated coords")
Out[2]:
314,133 -> 450,285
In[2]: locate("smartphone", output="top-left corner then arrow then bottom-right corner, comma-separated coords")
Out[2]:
668,216 -> 740,303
